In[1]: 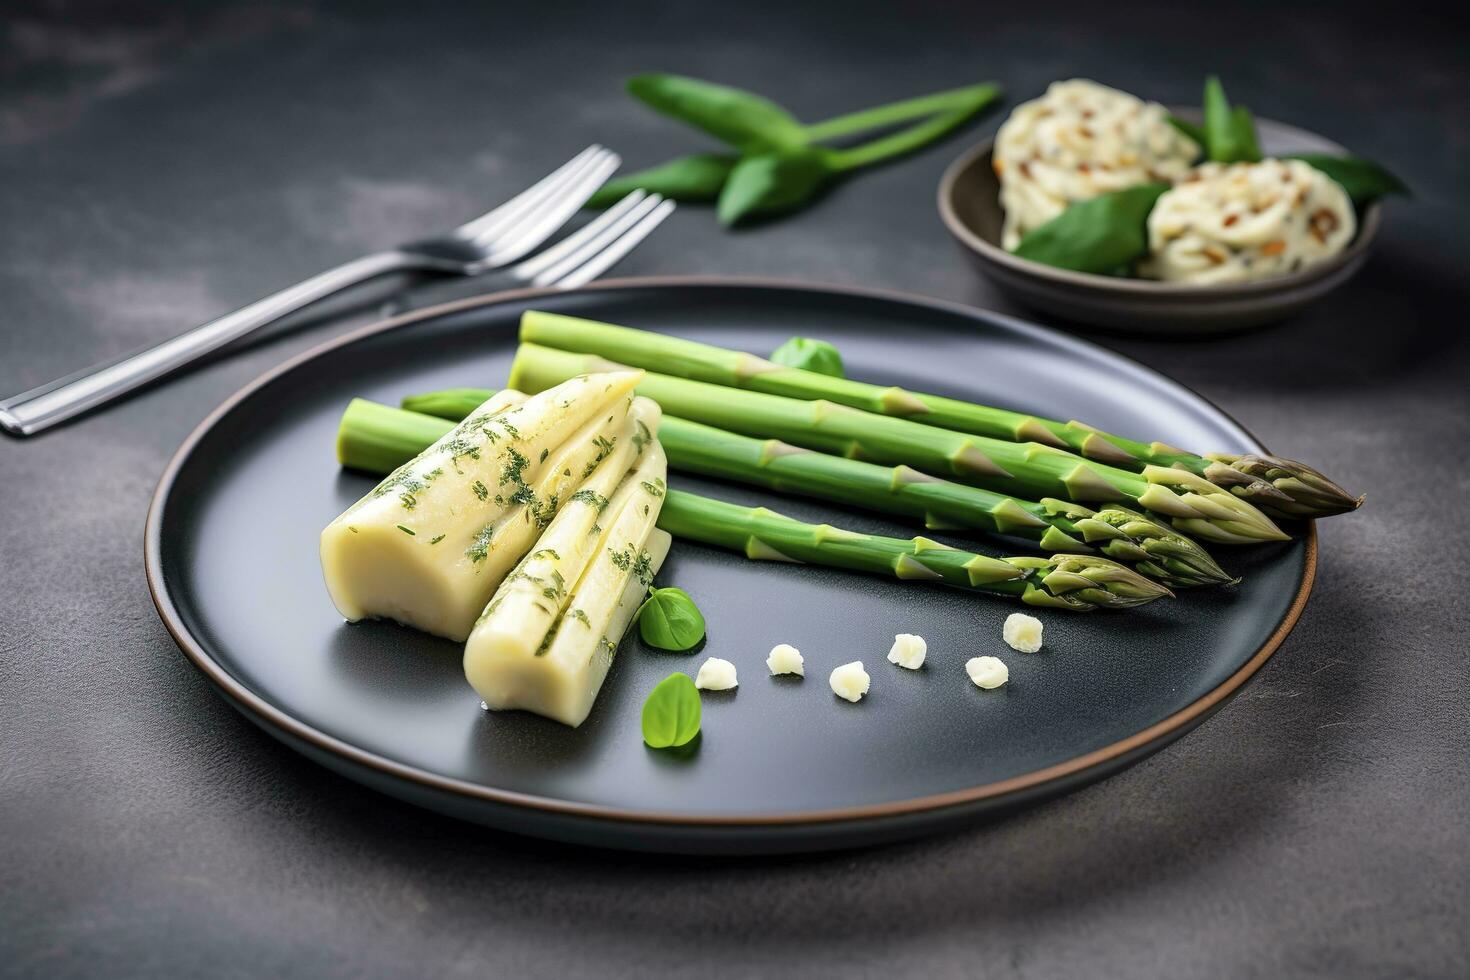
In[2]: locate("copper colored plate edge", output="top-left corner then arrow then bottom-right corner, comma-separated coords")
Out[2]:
935,115 -> 1382,296
144,275 -> 1317,830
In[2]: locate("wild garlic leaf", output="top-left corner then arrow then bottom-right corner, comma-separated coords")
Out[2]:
585,154 -> 737,209
1287,154 -> 1409,203
770,337 -> 845,378
717,148 -> 834,226
637,586 -> 707,651
641,672 -> 702,748
1166,114 -> 1207,154
1012,183 -> 1170,274
1231,106 -> 1263,163
1201,76 -> 1262,164
627,74 -> 807,154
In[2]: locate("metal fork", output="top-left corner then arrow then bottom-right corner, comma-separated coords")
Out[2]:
0,145 -> 673,437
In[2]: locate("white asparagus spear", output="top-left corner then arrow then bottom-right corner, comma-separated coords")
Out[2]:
466,439 -> 669,725
468,398 -> 661,660
320,371 -> 643,640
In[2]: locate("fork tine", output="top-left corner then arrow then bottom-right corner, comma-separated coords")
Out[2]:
460,148 -> 617,249
518,192 -> 662,287
544,198 -> 676,290
478,152 -> 622,265
511,190 -> 649,281
455,145 -> 605,239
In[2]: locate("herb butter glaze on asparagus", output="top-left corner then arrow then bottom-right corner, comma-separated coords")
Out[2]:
517,311 -> 1361,519
351,399 -> 1232,589
508,344 -> 1287,545
658,491 -> 1171,611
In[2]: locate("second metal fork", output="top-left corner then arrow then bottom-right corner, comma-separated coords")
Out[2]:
0,145 -> 674,437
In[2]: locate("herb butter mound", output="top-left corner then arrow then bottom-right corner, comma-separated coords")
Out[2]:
466,405 -> 670,728
1143,158 -> 1355,285
319,371 -> 644,642
994,79 -> 1199,249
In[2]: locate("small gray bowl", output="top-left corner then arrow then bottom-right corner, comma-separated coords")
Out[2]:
937,111 -> 1382,335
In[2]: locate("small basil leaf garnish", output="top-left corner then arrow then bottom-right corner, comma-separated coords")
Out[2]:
1011,183 -> 1170,274
717,148 -> 835,226
637,587 -> 707,651
627,74 -> 807,154
585,154 -> 737,209
770,337 -> 845,378
1287,154 -> 1410,204
641,672 -> 702,748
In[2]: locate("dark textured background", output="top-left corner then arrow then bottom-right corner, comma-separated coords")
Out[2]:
2,1 -> 1467,977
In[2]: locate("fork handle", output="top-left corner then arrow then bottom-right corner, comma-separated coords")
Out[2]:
0,249 -> 415,436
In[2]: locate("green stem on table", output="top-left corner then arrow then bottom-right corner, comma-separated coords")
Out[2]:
351,396 -> 1233,588
826,102 -> 991,172
657,490 -> 1171,612
801,83 -> 1001,143
515,311 -> 1360,519
508,343 -> 1288,545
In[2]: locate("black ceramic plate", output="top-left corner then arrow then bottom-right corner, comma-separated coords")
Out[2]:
146,278 -> 1313,854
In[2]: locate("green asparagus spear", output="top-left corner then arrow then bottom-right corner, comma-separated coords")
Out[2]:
336,398 -> 462,475
657,490 -> 1171,611
517,311 -> 1361,519
508,343 -> 1288,545
349,396 -> 1233,588
657,417 -> 1234,587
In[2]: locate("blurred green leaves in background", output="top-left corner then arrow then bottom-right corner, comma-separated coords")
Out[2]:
588,74 -> 1002,226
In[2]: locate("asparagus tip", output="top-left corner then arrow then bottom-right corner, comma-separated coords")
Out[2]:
1092,505 -> 1238,589
1141,465 -> 1288,543
1206,453 -> 1362,519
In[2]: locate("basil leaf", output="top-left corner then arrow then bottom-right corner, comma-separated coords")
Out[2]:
641,672 -> 702,748
586,154 -> 737,209
1287,153 -> 1410,204
1012,183 -> 1170,274
717,148 -> 834,226
770,336 -> 845,377
1231,106 -> 1263,163
1166,114 -> 1207,152
1200,76 -> 1262,164
637,587 -> 707,651
1202,75 -> 1242,163
627,74 -> 807,153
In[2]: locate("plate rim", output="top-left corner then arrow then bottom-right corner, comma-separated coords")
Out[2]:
144,275 -> 1316,829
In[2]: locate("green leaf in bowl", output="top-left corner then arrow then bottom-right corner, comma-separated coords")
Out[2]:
1011,183 -> 1170,275
1166,114 -> 1207,152
1287,154 -> 1410,204
1202,76 -> 1262,164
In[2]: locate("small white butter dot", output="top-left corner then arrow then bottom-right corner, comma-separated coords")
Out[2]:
829,661 -> 871,702
1003,613 -> 1044,653
966,656 -> 1009,690
766,643 -> 804,676
695,657 -> 738,691
887,633 -> 927,669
